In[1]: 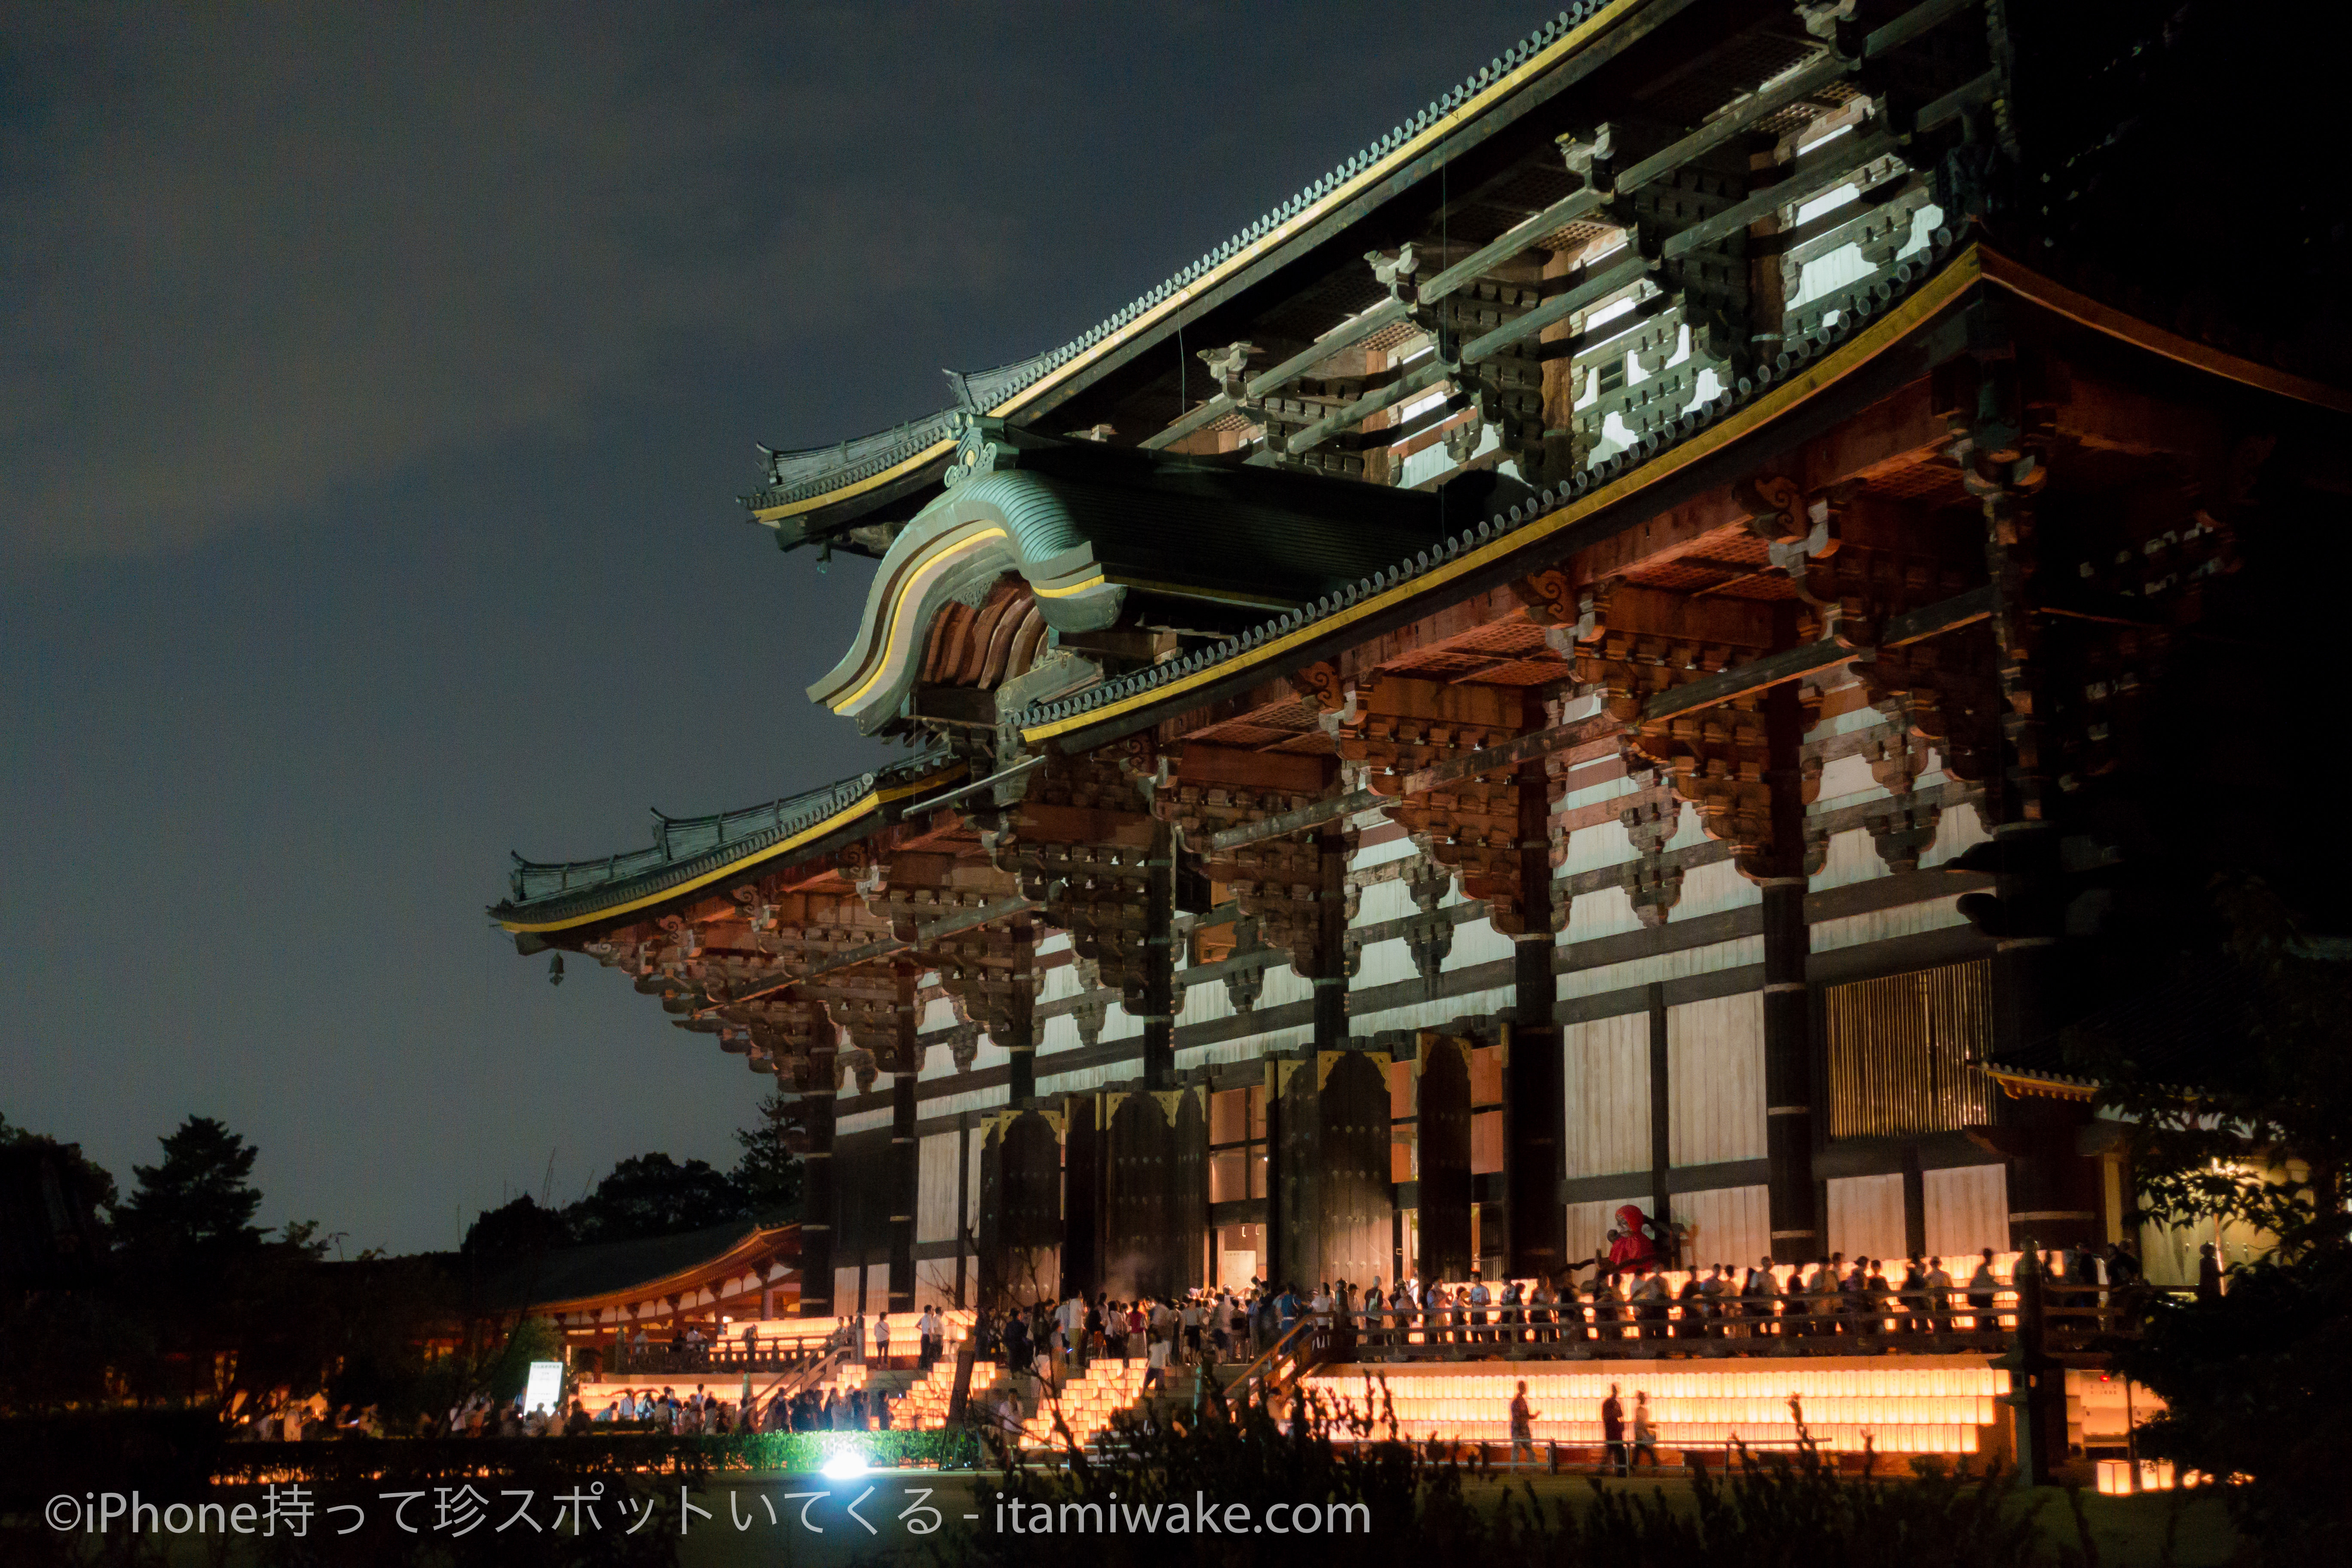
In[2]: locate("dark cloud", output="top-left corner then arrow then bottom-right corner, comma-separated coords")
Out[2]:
0,4 -> 1014,557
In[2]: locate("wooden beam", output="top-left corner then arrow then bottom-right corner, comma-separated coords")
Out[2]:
1275,358 -> 1454,459
1626,582 -> 1997,723
1881,583 -> 1994,645
1660,131 -> 1896,263
693,894 -> 1044,1015
1271,247 -> 1640,456
1204,713 -> 1615,851
1596,582 -> 1780,647
1641,639 -> 1868,721
1459,251 -> 1652,367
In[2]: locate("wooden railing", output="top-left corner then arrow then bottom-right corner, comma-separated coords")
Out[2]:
609,1339 -> 837,1378
753,1343 -> 853,1410
1289,1278 -> 2141,1362
1218,1314 -> 1332,1413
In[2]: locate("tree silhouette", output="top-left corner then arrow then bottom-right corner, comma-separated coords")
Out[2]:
732,1087 -> 805,1216
566,1152 -> 745,1243
114,1115 -> 266,1263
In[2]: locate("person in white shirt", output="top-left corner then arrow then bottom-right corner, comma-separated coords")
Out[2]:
1143,1329 -> 1171,1392
1925,1256 -> 1955,1334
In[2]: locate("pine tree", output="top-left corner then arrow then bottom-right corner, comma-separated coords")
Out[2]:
733,1087 -> 804,1217
114,1115 -> 265,1260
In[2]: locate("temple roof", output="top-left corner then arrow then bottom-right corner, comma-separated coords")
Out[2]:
1983,937 -> 2352,1102
492,750 -> 960,934
741,0 -> 1638,550
742,0 -> 2352,579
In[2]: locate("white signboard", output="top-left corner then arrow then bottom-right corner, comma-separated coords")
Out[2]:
524,1360 -> 565,1415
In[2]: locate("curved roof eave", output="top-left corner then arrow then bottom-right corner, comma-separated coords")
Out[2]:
490,753 -> 963,936
480,1219 -> 799,1316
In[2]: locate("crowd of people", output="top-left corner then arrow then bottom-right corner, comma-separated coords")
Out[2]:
564,1379 -> 895,1436
966,1208 -> 2144,1375
236,1213 -> 2147,1447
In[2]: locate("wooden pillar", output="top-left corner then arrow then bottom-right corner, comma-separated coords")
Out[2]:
1062,1091 -> 1102,1299
954,1112 -> 971,1309
1272,1055 -> 1313,1289
1902,1145 -> 1928,1261
1170,1085 -> 1210,1294
1761,669 -> 1820,1265
1005,915 -> 1038,1104
1511,737 -> 1559,1024
976,1118 -> 1003,1307
1263,1058 -> 1289,1291
1141,822 -> 1177,1090
1506,1021 -> 1566,1281
1265,825 -> 1351,1291
1508,725 -> 1566,1282
1313,825 -> 1349,1049
800,1018 -> 838,1318
888,962 -> 919,1314
1647,983 -> 1672,1250
1965,386 -> 2099,1253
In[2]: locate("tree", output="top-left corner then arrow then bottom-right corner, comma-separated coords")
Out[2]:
565,1153 -> 745,1243
732,1088 -> 804,1216
2085,878 -> 2352,1565
113,1115 -> 266,1262
462,1194 -> 574,1259
487,1316 -> 566,1404
0,1112 -> 120,1225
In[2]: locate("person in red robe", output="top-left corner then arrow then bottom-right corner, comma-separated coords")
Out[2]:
1607,1204 -> 1660,1275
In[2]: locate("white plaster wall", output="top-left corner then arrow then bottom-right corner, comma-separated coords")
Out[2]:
1562,934 -> 1763,1000
1923,1165 -> 2009,1262
916,1131 -> 961,1244
1564,884 -> 1645,944
1562,1011 -> 1651,1177
1825,1173 -> 1907,1262
1673,1185 -> 1771,1271
1667,992 -> 1766,1165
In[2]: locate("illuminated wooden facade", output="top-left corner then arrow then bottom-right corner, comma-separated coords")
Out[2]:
492,0 -> 2351,1322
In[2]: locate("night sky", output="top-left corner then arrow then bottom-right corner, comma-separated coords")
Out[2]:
3,3 -> 1550,1255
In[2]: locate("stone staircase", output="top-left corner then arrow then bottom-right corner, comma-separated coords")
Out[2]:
1010,1359 -> 1148,1448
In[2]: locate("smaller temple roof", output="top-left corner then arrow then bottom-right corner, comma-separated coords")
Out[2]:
1982,957 -> 2263,1102
476,1218 -> 796,1316
493,750 -> 960,934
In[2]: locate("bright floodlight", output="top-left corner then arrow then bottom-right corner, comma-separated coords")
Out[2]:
821,1451 -> 867,1480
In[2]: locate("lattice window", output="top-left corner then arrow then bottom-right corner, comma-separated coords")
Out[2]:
1823,959 -> 1996,1139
